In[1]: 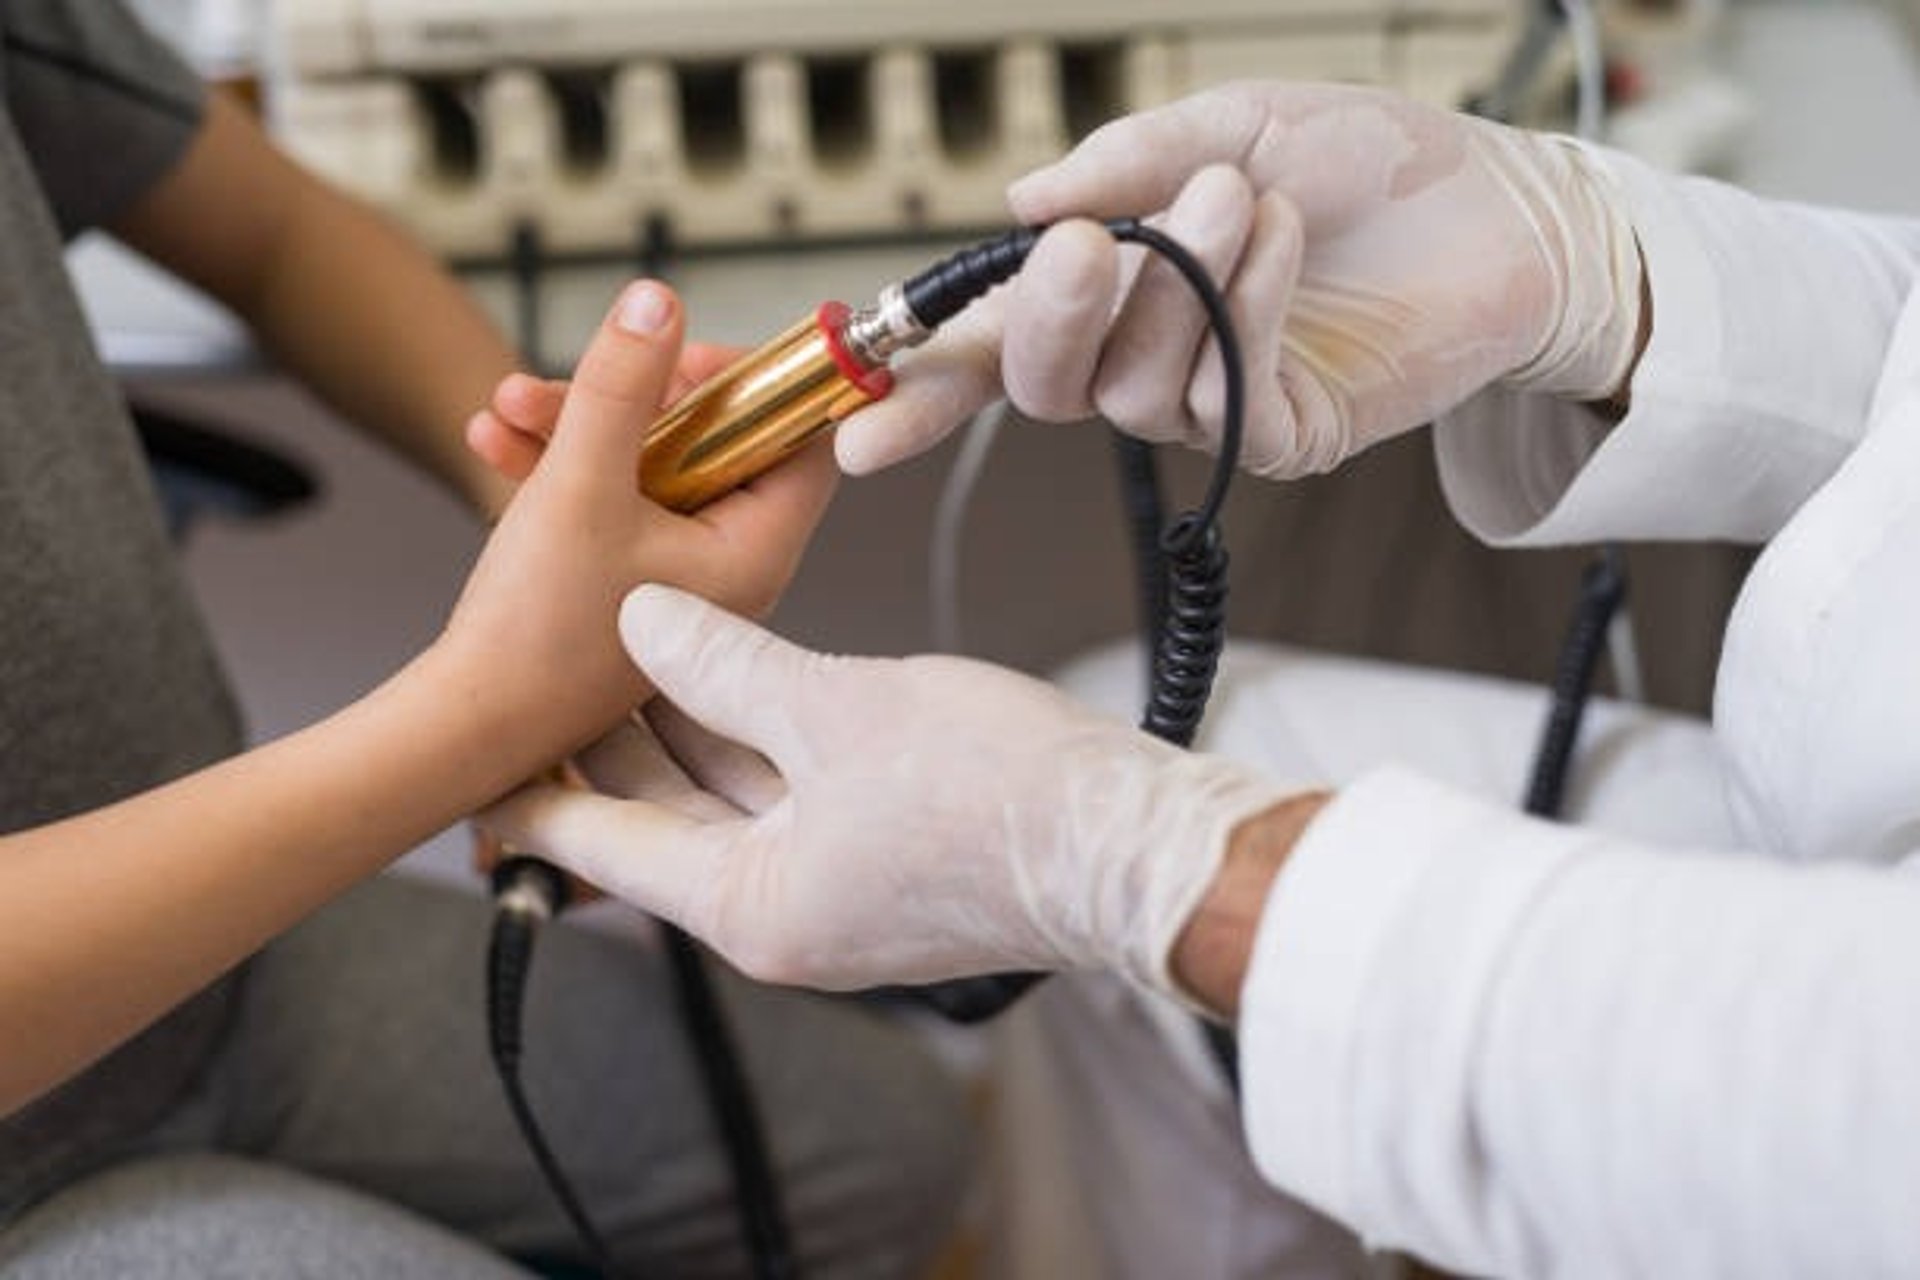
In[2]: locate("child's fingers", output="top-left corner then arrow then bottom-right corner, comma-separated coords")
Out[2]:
464,409 -> 545,482
491,372 -> 567,437
491,342 -> 746,468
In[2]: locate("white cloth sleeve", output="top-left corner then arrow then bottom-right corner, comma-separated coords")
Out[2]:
1239,766 -> 1920,1277
1434,149 -> 1920,546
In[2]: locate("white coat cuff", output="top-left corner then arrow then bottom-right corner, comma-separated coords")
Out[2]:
1435,147 -> 1891,546
1237,767 -> 1574,1232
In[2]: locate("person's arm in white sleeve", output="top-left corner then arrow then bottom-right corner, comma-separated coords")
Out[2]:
1438,151 -> 1920,546
1232,767 -> 1920,1276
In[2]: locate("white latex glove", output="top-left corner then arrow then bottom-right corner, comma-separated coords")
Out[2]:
836,81 -> 1643,479
479,585 -> 1299,996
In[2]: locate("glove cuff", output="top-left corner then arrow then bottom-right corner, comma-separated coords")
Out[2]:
1496,134 -> 1646,405
1115,754 -> 1311,1010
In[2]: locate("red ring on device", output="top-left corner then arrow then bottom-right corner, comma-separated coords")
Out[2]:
817,301 -> 894,399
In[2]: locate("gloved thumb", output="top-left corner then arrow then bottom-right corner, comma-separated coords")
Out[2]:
618,584 -> 812,761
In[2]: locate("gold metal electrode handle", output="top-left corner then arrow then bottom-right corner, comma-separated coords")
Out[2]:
637,303 -> 890,512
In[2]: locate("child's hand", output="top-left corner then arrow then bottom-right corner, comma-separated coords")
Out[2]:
431,282 -> 836,764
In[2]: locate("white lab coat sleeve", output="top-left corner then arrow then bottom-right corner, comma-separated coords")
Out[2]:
1434,149 -> 1920,546
1239,766 -> 1920,1277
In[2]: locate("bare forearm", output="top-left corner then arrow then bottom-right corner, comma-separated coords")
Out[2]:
112,93 -> 520,515
245,182 -> 520,513
0,649 -> 539,1117
1171,791 -> 1330,1018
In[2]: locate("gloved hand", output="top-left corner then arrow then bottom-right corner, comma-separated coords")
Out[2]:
478,585 -> 1302,996
837,81 -> 1644,479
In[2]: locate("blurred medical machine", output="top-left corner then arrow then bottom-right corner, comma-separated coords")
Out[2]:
267,0 -> 1533,259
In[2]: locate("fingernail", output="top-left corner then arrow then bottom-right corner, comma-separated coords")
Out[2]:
615,281 -> 674,335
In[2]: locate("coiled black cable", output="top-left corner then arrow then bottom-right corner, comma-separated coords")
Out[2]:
1112,453 -> 1243,1089
1143,517 -> 1231,749
899,221 -> 1246,744
1109,221 -> 1246,749
902,219 -> 1246,1025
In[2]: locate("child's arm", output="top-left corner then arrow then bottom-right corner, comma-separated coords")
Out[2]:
0,282 -> 835,1119
109,91 -> 523,515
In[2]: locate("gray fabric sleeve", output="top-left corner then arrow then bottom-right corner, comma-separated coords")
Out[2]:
2,0 -> 206,237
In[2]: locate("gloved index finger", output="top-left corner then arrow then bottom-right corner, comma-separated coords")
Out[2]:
833,303 -> 1003,475
999,220 -> 1120,424
618,584 -> 813,765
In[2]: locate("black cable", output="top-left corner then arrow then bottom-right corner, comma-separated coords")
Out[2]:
1113,437 -> 1242,1090
1107,225 -> 1245,749
1105,223 -> 1245,537
899,221 -> 1245,1025
486,860 -> 620,1277
900,213 -> 1625,1075
1524,548 -> 1629,819
897,219 -> 1244,535
1463,48 -> 1634,824
489,858 -> 796,1280
660,929 -> 797,1280
1142,517 -> 1230,749
898,227 -> 1041,330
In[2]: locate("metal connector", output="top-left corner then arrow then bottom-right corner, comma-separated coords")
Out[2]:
842,282 -> 932,367
495,877 -> 558,921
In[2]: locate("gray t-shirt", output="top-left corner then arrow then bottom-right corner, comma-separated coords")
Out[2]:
0,1 -> 244,1214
